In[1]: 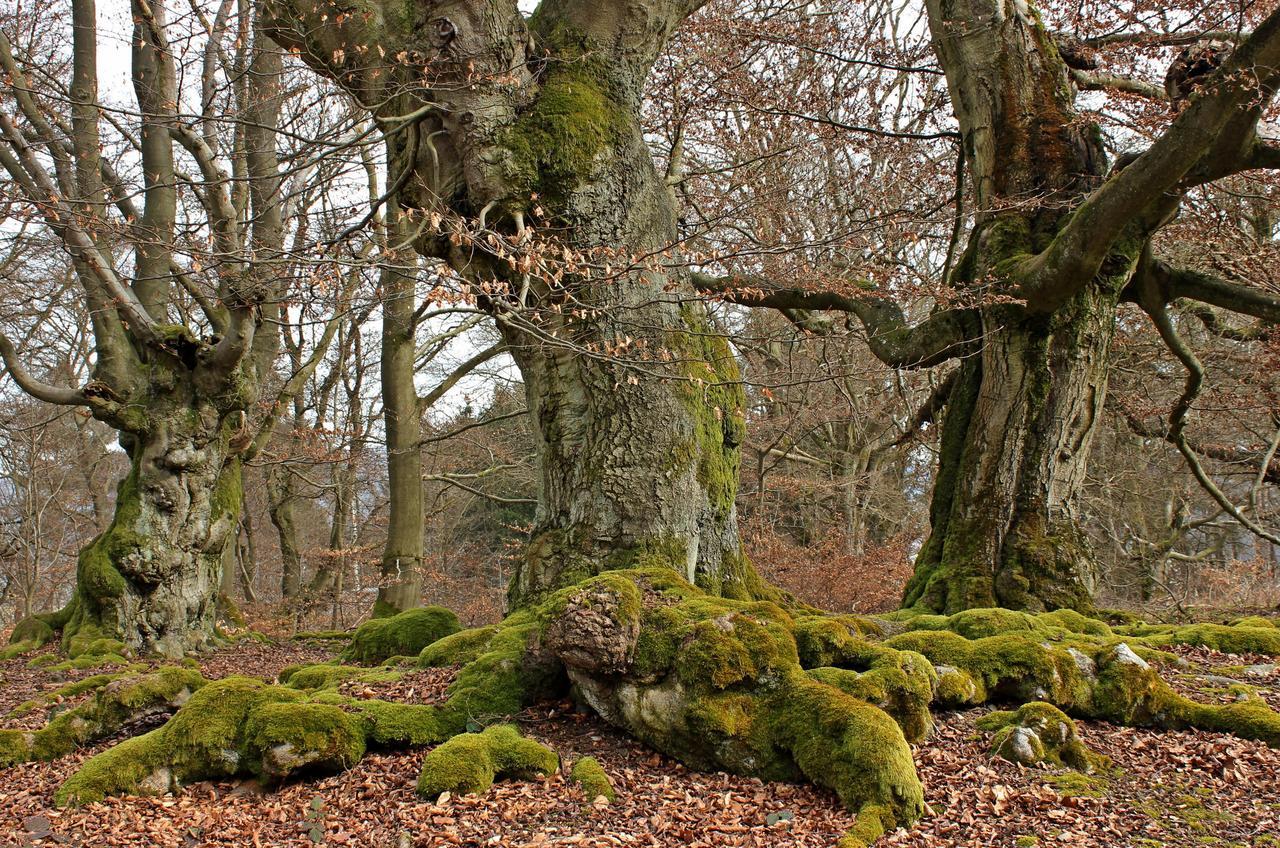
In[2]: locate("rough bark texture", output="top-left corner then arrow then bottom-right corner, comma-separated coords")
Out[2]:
61,371 -> 248,658
901,0 -> 1129,612
264,0 -> 758,609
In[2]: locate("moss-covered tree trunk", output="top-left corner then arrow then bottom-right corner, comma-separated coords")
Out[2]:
267,0 -> 762,612
500,114 -> 753,608
60,368 -> 248,658
904,278 -> 1124,612
900,0 -> 1140,613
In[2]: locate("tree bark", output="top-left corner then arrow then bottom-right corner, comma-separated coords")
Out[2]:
375,203 -> 425,618
267,463 -> 303,600
903,283 -> 1122,612
265,0 -> 767,609
65,387 -> 245,657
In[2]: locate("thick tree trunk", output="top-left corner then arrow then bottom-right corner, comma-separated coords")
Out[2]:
497,102 -> 755,608
65,396 -> 244,657
905,291 -> 1118,612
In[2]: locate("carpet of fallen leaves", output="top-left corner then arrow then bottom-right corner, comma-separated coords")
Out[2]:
2,637 -> 1279,848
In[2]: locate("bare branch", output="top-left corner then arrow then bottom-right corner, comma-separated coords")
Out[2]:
0,333 -> 87,406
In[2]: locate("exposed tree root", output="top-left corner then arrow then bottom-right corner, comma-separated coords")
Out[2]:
25,570 -> 1280,847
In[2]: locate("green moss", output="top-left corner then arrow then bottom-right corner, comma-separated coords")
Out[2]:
419,626 -> 500,667
977,702 -> 1105,771
0,640 -> 37,660
1230,616 -> 1275,629
770,672 -> 923,835
497,28 -> 629,208
352,700 -> 452,747
568,756 -> 615,802
1131,622 -> 1280,655
933,666 -> 983,707
10,615 -> 54,646
416,724 -> 559,798
1042,771 -> 1111,798
806,648 -> 937,742
244,701 -> 365,779
341,606 -> 462,665
284,663 -> 400,691
0,667 -> 204,769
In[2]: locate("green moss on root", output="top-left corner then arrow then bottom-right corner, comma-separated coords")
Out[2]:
1,667 -> 203,768
977,702 -> 1106,771
416,724 -> 559,799
419,626 -> 500,667
341,606 -> 462,665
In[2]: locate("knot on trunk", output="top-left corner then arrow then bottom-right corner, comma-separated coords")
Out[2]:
542,582 -> 640,676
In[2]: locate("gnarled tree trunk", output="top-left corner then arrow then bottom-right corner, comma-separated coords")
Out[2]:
266,0 -> 762,610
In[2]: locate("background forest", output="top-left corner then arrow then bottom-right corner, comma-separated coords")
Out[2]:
0,0 -> 1275,633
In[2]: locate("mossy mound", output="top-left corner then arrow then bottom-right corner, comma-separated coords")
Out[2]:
418,626 -> 500,667
1,667 -> 204,768
416,724 -> 559,799
341,606 -> 462,665
568,756 -> 615,802
977,702 -> 1107,771
55,676 -> 372,804
10,615 -> 55,647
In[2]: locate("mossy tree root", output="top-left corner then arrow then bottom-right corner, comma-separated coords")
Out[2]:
43,573 -> 1280,848
0,667 -> 205,768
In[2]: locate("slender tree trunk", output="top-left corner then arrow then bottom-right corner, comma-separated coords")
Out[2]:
267,463 -> 303,599
375,203 -> 424,617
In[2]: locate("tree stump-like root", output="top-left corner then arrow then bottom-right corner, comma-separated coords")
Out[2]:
30,569 -> 1280,848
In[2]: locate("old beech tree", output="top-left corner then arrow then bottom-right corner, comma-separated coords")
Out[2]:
0,0 -> 343,655
698,0 -> 1280,613
5,1 -> 1280,846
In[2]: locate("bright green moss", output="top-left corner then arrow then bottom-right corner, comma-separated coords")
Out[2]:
341,606 -> 462,665
568,756 -> 615,802
769,672 -> 923,832
793,616 -> 862,668
496,20 -> 629,208
352,700 -> 452,746
419,626 -> 500,667
284,663 -> 400,691
1231,616 -> 1275,629
244,701 -> 365,779
806,649 -> 937,742
977,702 -> 1105,772
416,724 -> 559,799
933,666 -> 984,707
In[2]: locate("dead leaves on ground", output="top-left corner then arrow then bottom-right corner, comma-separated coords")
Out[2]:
2,639 -> 1280,847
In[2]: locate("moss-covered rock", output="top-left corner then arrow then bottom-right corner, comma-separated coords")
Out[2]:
568,756 -> 615,802
416,724 -> 559,799
977,702 -> 1105,771
341,606 -> 462,665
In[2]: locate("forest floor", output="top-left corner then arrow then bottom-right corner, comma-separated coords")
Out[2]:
1,636 -> 1279,848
